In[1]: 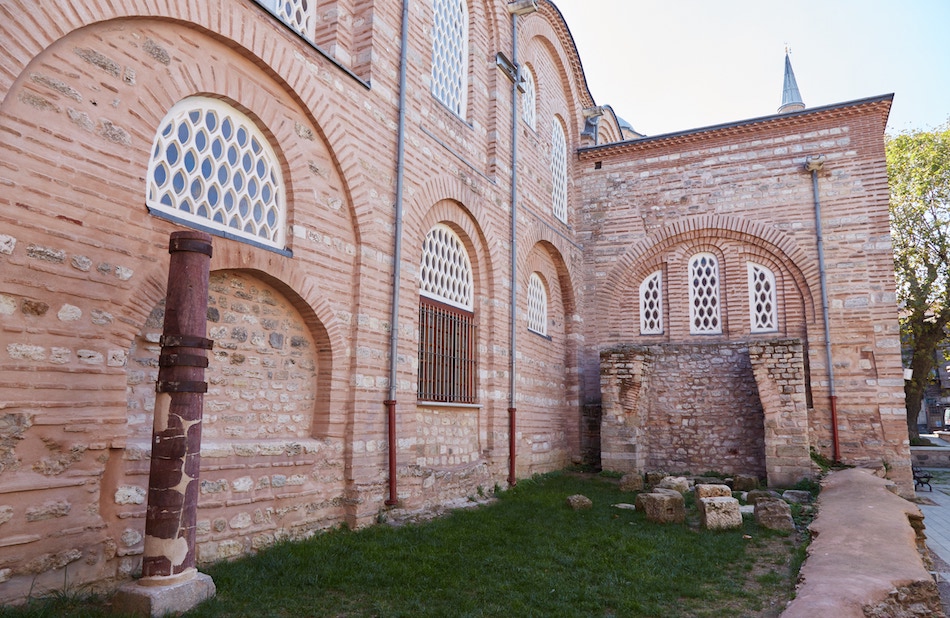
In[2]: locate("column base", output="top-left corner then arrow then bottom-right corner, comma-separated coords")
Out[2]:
112,571 -> 216,617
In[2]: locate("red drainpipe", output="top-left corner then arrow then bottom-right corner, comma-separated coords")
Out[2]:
508,407 -> 517,486
385,399 -> 398,505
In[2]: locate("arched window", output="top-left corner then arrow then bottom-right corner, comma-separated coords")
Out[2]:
551,118 -> 568,223
521,65 -> 536,130
527,272 -> 548,336
639,270 -> 663,335
418,224 -> 477,403
146,97 -> 286,250
748,263 -> 778,333
256,0 -> 317,40
431,0 -> 468,117
689,253 -> 721,334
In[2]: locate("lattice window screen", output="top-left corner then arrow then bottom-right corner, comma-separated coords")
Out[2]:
521,65 -> 536,130
551,119 -> 568,223
276,0 -> 316,40
431,0 -> 468,116
147,97 -> 286,249
748,263 -> 778,332
527,272 -> 548,335
254,0 -> 316,41
689,253 -> 722,334
639,271 -> 663,335
419,223 -> 474,310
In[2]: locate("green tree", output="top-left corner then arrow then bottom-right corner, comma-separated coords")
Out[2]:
887,122 -> 950,439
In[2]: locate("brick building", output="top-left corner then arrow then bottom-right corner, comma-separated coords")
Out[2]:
0,0 -> 909,602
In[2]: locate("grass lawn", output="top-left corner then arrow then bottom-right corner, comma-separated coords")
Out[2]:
1,471 -> 806,617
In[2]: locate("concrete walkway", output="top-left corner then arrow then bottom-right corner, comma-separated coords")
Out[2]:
915,433 -> 950,575
918,469 -> 950,579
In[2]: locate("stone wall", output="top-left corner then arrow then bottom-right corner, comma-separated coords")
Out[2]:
749,340 -> 813,487
601,343 -> 767,478
601,340 -> 815,487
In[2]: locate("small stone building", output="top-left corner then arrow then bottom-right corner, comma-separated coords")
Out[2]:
0,0 -> 909,602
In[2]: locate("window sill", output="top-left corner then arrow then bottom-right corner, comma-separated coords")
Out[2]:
416,400 -> 482,409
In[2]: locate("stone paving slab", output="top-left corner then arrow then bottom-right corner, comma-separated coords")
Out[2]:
782,468 -> 939,617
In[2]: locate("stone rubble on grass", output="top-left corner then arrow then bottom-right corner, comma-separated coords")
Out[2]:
746,489 -> 783,504
614,471 -> 808,531
754,498 -> 796,531
567,494 -> 592,510
619,472 -> 644,492
657,476 -> 691,494
611,503 -> 637,510
698,496 -> 743,530
694,483 -> 732,499
782,489 -> 813,504
638,491 -> 685,524
732,474 -> 760,492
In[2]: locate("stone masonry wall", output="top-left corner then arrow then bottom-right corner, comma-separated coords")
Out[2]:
748,340 -> 813,486
601,343 -> 767,478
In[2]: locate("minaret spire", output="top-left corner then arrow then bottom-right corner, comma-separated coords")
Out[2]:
778,48 -> 805,114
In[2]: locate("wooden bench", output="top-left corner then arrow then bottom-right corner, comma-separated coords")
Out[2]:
913,466 -> 932,492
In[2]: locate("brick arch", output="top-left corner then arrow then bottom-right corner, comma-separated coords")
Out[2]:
112,268 -> 345,575
0,7 -> 371,256
404,176 -> 503,297
523,240 -> 576,351
521,4 -> 596,118
605,215 -> 818,324
519,224 -> 579,319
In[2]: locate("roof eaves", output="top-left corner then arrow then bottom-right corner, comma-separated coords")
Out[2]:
578,93 -> 894,158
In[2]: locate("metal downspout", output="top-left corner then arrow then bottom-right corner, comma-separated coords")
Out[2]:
507,11 -> 520,487
807,154 -> 840,462
385,0 -> 411,506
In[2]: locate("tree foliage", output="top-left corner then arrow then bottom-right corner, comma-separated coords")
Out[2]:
887,122 -> 950,438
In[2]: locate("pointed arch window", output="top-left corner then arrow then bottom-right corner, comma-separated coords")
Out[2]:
146,97 -> 286,250
639,271 -> 664,335
551,118 -> 568,223
748,263 -> 778,333
527,272 -> 548,336
521,65 -> 536,130
431,0 -> 469,117
418,224 -> 477,403
689,253 -> 721,334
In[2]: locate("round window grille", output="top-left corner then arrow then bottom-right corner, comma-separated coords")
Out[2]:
146,97 -> 286,249
527,272 -> 548,336
420,223 -> 473,310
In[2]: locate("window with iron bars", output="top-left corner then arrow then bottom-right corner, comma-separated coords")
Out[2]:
417,298 -> 477,403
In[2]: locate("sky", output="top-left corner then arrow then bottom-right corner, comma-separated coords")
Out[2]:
551,0 -> 950,137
